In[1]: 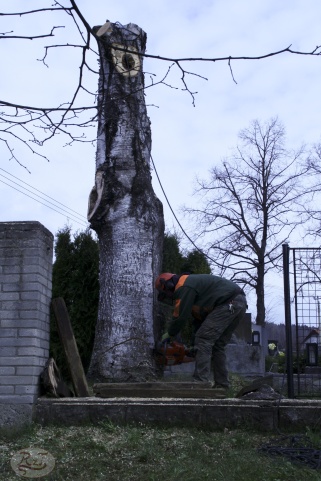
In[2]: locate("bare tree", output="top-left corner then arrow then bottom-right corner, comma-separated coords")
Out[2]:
1,1 -> 321,167
185,118 -> 310,326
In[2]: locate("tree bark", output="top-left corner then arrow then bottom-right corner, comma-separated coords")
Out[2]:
87,22 -> 164,382
255,262 -> 266,326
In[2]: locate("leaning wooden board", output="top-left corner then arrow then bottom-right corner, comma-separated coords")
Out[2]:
52,297 -> 89,397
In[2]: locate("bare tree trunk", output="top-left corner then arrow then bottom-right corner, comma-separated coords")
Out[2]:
256,263 -> 266,326
87,22 -> 164,382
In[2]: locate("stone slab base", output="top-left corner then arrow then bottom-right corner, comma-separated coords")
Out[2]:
0,404 -> 33,428
35,397 -> 321,432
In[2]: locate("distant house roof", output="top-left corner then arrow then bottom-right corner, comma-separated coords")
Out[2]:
302,328 -> 319,345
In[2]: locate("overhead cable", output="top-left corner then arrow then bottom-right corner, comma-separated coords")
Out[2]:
0,167 -> 87,220
0,177 -> 88,228
150,153 -> 215,264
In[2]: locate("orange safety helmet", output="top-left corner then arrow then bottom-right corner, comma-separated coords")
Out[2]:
155,273 -> 176,292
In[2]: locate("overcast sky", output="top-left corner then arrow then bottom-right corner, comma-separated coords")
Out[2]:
1,0 -> 321,321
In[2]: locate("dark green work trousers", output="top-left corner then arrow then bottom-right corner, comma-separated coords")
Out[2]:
193,294 -> 247,386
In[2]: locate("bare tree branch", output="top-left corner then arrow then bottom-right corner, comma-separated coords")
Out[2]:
0,8 -> 72,16
0,1 -> 320,166
0,25 -> 64,40
142,44 -> 321,63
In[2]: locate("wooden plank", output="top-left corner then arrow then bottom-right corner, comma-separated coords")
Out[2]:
94,388 -> 226,399
52,297 -> 89,397
93,382 -> 227,399
94,382 -> 213,391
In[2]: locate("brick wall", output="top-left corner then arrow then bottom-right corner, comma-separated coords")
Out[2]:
0,221 -> 53,426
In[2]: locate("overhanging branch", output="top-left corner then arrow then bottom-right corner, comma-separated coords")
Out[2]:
1,2 -> 320,166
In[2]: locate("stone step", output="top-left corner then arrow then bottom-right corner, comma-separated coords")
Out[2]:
34,396 -> 321,432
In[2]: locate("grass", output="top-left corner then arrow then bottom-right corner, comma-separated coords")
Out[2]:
1,422 -> 321,481
1,373 -> 318,480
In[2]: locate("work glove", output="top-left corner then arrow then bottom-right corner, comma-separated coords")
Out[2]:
161,332 -> 172,343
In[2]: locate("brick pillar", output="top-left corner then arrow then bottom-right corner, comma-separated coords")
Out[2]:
0,221 -> 53,426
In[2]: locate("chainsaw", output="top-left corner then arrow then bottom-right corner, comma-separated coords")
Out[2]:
154,340 -> 195,366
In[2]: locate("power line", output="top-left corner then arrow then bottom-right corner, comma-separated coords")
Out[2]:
0,167 -> 87,219
0,178 -> 88,228
0,172 -> 86,224
150,153 -> 215,264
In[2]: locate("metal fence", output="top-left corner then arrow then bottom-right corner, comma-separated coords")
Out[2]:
283,243 -> 321,398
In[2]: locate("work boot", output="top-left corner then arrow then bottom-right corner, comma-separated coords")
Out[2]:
213,383 -> 228,389
212,384 -> 229,398
212,384 -> 229,399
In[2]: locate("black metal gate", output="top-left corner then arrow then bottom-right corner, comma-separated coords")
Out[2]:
283,244 -> 321,398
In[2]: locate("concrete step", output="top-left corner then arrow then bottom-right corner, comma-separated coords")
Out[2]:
35,396 -> 321,432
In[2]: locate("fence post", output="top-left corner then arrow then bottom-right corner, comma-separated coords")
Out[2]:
283,243 -> 294,398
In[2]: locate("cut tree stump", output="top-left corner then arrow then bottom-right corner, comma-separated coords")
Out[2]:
52,297 -> 89,397
93,382 -> 227,399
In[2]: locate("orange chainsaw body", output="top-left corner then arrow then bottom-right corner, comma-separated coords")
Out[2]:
155,341 -> 195,366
